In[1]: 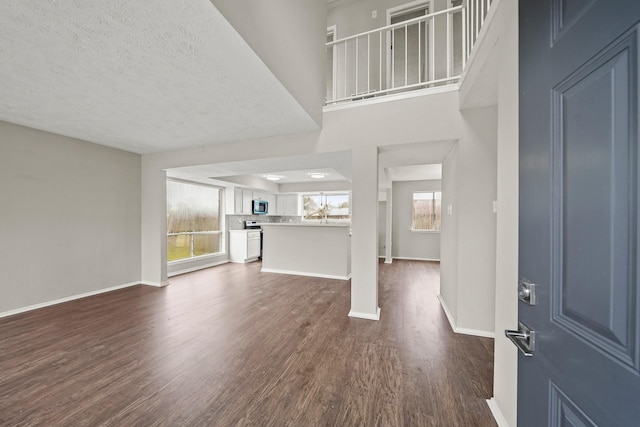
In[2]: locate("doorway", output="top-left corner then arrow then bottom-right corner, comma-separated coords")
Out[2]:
386,1 -> 433,90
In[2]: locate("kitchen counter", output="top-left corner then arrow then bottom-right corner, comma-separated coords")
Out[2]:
261,223 -> 351,280
258,222 -> 350,227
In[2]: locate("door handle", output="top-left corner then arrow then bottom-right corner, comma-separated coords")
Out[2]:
505,322 -> 535,357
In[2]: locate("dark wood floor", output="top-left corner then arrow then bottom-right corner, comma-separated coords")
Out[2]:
0,260 -> 495,426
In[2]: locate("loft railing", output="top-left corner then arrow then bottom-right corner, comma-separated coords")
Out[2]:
325,0 -> 493,106
465,0 -> 493,60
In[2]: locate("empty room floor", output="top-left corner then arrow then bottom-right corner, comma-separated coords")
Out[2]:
0,260 -> 495,426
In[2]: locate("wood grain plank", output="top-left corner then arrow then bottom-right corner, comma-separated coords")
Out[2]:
0,260 -> 496,426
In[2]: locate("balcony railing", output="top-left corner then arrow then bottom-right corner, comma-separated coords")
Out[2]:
167,231 -> 222,262
465,0 -> 493,61
325,0 -> 493,106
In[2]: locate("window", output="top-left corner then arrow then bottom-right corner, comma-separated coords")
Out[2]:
302,193 -> 350,222
412,191 -> 441,231
167,180 -> 222,262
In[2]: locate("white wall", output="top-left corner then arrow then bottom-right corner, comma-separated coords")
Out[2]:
211,0 -> 326,126
0,121 -> 141,314
278,180 -> 351,193
378,201 -> 387,256
454,107 -> 497,334
440,142 -> 459,319
392,180 -> 441,260
141,89 -> 497,328
327,0 -> 452,39
438,107 -> 497,337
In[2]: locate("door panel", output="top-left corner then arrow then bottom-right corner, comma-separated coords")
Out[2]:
552,30 -> 638,368
519,0 -> 640,425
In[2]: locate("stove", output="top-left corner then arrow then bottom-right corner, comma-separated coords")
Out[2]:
244,220 -> 261,230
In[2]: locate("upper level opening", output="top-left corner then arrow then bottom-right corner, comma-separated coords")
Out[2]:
325,0 -> 492,108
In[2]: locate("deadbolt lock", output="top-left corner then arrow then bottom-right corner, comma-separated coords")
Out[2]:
518,280 -> 536,305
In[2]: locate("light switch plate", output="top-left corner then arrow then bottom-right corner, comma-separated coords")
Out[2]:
372,10 -> 377,18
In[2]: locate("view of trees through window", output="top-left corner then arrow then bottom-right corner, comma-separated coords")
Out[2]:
303,193 -> 350,221
412,191 -> 441,231
167,180 -> 222,262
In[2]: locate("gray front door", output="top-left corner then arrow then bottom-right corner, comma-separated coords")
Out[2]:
518,0 -> 640,426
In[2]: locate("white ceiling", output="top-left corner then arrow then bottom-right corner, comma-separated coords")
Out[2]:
250,168 -> 347,184
378,139 -> 455,187
167,140 -> 455,188
1,0 -> 458,183
0,1 -> 318,154
386,164 -> 442,181
167,151 -> 352,186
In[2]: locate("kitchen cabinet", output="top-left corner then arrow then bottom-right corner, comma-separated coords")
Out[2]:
276,194 -> 299,216
229,230 -> 261,263
241,189 -> 252,214
267,193 -> 276,216
286,195 -> 299,216
231,188 -> 253,215
252,191 -> 266,201
275,195 -> 287,215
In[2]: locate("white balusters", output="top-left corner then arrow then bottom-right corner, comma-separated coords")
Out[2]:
325,4 -> 478,105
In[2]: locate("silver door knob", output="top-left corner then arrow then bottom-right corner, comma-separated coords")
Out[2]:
505,322 -> 536,356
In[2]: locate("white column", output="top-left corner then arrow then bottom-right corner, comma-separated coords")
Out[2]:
141,159 -> 168,287
349,145 -> 380,320
385,187 -> 393,263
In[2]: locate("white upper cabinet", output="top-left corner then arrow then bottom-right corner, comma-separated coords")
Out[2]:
227,188 -> 297,216
230,188 -> 253,215
276,194 -> 299,216
267,193 -> 277,215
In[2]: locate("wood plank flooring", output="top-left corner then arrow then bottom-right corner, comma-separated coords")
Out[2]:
0,260 -> 496,426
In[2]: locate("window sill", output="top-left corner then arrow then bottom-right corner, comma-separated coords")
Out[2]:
410,229 -> 440,234
168,252 -> 225,265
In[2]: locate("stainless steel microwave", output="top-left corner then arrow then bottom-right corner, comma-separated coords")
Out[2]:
252,199 -> 268,215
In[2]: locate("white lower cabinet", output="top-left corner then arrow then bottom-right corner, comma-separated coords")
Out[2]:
229,230 -> 261,263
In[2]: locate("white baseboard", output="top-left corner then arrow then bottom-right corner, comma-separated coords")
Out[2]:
139,280 -> 170,288
260,268 -> 350,281
393,257 -> 440,262
457,327 -> 495,338
168,259 -> 229,277
437,295 -> 495,338
437,294 -> 457,331
348,307 -> 381,321
486,398 -> 511,427
0,281 -> 142,319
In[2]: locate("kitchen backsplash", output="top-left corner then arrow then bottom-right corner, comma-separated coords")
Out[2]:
226,215 -> 302,230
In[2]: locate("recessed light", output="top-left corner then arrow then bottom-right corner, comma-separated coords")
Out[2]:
309,172 -> 326,179
265,174 -> 283,181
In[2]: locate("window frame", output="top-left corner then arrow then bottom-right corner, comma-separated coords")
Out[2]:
166,178 -> 225,264
411,190 -> 441,233
301,191 -> 352,223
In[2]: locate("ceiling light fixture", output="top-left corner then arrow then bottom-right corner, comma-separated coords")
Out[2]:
309,172 -> 326,179
265,174 -> 283,181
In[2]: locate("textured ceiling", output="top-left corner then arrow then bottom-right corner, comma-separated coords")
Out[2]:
0,1 -> 318,154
